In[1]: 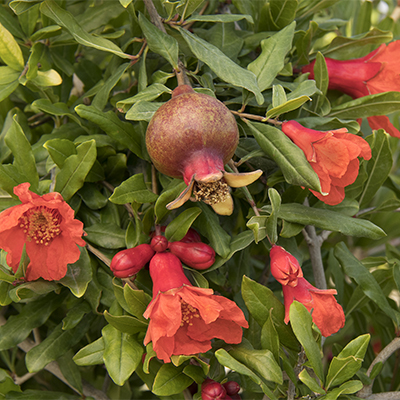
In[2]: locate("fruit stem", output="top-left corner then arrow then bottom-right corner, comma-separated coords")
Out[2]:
175,60 -> 191,86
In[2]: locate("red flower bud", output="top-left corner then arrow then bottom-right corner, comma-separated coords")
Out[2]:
223,381 -> 240,396
169,241 -> 215,270
150,235 -> 169,253
110,244 -> 155,278
180,228 -> 202,243
201,379 -> 226,400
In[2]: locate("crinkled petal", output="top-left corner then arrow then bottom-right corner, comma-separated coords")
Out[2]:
367,115 -> 400,139
330,158 -> 360,188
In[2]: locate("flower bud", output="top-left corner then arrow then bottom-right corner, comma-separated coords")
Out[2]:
223,381 -> 240,396
201,379 -> 226,400
169,241 -> 215,270
110,244 -> 155,278
150,235 -> 169,253
180,228 -> 202,243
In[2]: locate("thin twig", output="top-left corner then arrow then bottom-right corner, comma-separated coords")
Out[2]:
143,0 -> 166,33
86,243 -> 111,268
358,337 -> 400,399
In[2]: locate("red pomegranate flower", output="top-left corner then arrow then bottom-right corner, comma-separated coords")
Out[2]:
143,252 -> 248,363
281,120 -> 371,205
146,85 -> 262,215
302,41 -> 400,138
0,182 -> 85,281
270,245 -> 345,337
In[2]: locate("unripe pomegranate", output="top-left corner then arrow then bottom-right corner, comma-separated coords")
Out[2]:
223,381 -> 240,396
201,378 -> 226,400
169,241 -> 215,270
180,228 -> 202,243
146,85 -> 262,215
150,235 -> 169,253
110,244 -> 155,278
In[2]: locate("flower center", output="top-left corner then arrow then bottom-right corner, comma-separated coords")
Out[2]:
19,207 -> 62,246
180,301 -> 200,327
193,179 -> 229,205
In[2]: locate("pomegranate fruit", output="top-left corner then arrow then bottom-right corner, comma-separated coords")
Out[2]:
146,85 -> 262,215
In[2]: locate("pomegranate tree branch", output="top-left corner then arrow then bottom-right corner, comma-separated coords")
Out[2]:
357,337 -> 400,399
143,0 -> 166,33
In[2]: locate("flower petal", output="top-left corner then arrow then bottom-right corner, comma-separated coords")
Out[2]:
166,176 -> 195,210
211,194 -> 234,215
223,170 -> 263,188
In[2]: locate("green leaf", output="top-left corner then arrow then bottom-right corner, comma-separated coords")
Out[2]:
261,0 -> 297,30
245,120 -> 321,192
0,79 -> 19,102
138,12 -> 179,69
32,99 -> 82,126
44,138 -> 76,168
73,337 -> 105,366
104,310 -> 148,335
261,203 -> 386,239
0,293 -> 63,350
185,14 -> 254,24
179,27 -> 263,104
102,324 -> 143,386
325,334 -> 370,390
265,95 -> 311,119
75,105 -> 143,158
266,188 -> 281,244
248,22 -> 295,92
4,116 -> 39,193
335,242 -> 400,326
109,174 -> 158,204
194,203 -> 231,258
58,247 -> 92,298
299,369 -> 326,394
289,301 -> 324,382
54,140 -> 97,202
321,380 -> 363,400
230,346 -> 283,384
152,363 -> 193,396
57,350 -> 83,394
329,92 -> 400,119
40,0 -> 130,59
155,180 -> 187,224
241,276 -> 298,350
0,22 -> 24,71
125,100 -> 163,121
246,215 -> 267,244
84,223 -> 125,249
26,316 -> 94,373
165,208 -> 202,242
214,348 -> 278,400
359,130 -> 392,208
92,62 -> 131,111
116,83 -> 171,112
123,284 -> 151,320
321,28 -> 392,59
260,312 -> 280,363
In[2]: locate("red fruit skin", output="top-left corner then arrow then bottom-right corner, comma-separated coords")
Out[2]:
145,84 -> 239,179
223,381 -> 240,396
169,241 -> 215,270
110,244 -> 155,278
201,379 -> 226,400
150,235 -> 169,253
180,228 -> 202,243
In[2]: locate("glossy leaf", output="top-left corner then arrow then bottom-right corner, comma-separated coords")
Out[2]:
104,310 -> 148,334
165,207 -> 202,242
289,301 -> 324,382
73,337 -> 105,366
245,120 -> 321,192
179,27 -> 263,104
152,363 -> 193,396
40,0 -> 130,59
102,324 -> 143,386
0,22 -> 24,71
84,223 -> 125,249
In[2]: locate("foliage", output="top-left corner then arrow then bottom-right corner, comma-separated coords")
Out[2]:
0,0 -> 399,399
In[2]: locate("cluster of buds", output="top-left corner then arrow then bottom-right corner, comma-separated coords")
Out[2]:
110,228 -> 215,278
201,378 -> 241,400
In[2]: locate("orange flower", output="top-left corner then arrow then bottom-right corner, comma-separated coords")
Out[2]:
281,120 -> 371,205
302,41 -> 400,138
143,252 -> 248,363
0,183 -> 85,281
270,245 -> 345,337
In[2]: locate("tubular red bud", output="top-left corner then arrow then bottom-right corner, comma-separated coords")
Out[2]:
168,241 -> 215,270
201,379 -> 226,400
110,244 -> 155,278
150,235 -> 169,253
223,381 -> 240,396
180,228 -> 202,243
